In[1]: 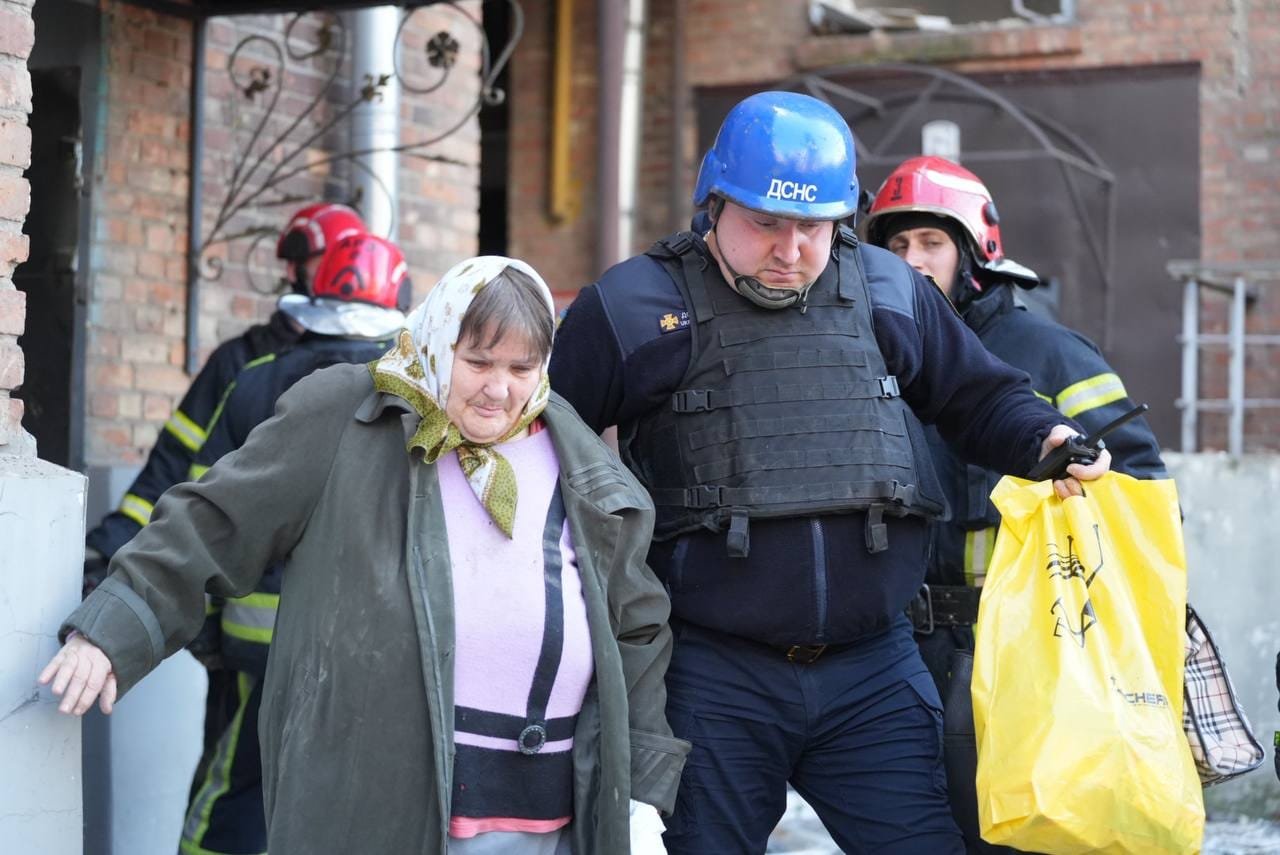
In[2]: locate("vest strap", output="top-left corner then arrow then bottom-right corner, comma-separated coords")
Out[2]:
651,480 -> 919,511
727,511 -> 750,558
671,377 -> 900,413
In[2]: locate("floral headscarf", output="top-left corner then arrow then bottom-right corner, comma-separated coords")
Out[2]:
370,256 -> 554,537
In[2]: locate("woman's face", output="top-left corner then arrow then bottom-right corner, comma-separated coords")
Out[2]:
446,328 -> 543,443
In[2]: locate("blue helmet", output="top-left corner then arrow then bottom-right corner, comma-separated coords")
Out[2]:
693,91 -> 858,220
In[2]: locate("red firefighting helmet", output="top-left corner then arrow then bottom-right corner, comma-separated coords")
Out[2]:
275,203 -> 368,262
864,156 -> 1003,263
277,234 -> 410,339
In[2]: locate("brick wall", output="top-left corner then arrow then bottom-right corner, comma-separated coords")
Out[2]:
507,0 -> 1280,450
0,0 -> 32,455
84,3 -> 482,467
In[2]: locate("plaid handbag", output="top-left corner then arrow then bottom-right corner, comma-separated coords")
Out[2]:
1183,605 -> 1265,785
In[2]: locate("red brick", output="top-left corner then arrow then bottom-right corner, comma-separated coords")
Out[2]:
144,393 -> 172,421
0,8 -> 35,60
0,338 -> 23,389
90,391 -> 119,419
0,172 -> 29,221
0,229 -> 27,275
134,363 -> 191,396
0,287 -> 23,335
92,362 -> 133,390
121,334 -> 173,365
0,119 -> 30,169
0,56 -> 32,112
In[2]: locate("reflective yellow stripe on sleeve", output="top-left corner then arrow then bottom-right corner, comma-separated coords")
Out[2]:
118,493 -> 155,528
221,592 -> 280,645
165,409 -> 208,453
964,527 -> 996,588
188,463 -> 211,481
1055,372 -> 1127,420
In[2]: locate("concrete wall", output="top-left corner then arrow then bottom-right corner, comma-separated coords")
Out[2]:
1166,452 -> 1280,818
0,453 -> 86,853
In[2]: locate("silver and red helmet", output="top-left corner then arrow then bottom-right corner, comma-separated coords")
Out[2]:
275,203 -> 368,262
277,234 -> 410,339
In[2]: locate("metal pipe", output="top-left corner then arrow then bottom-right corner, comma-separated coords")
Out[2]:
596,0 -> 623,271
615,0 -> 646,264
185,17 -> 207,375
1229,277 -> 1247,456
1180,277 -> 1199,453
549,0 -> 575,222
349,6 -> 401,237
669,0 -> 686,231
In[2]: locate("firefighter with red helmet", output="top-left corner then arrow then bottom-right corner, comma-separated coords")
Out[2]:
275,202 -> 367,295
176,233 -> 409,855
864,156 -> 1167,854
84,203 -> 369,579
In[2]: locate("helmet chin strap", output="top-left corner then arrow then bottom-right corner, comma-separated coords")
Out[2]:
708,208 -> 815,311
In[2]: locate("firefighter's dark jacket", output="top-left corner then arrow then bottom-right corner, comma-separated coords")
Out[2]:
188,333 -> 391,675
85,311 -> 300,560
549,225 -> 1072,647
926,282 -> 1168,586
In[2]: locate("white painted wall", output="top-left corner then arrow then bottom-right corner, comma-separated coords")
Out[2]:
1166,452 -> 1280,817
1,454 -> 86,854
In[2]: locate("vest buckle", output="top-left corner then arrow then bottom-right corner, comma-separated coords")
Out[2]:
878,375 -> 901,398
666,232 -> 696,257
672,389 -> 711,413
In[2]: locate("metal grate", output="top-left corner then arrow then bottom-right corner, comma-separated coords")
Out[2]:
1167,261 -> 1280,456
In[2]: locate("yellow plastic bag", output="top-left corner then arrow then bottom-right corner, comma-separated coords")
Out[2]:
972,473 -> 1204,854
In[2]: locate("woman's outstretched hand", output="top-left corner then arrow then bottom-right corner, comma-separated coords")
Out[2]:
38,633 -> 117,716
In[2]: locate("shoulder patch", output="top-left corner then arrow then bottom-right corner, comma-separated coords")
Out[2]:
658,311 -> 690,334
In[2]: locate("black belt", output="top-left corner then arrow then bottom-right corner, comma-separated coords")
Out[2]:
772,640 -> 861,665
907,584 -> 982,634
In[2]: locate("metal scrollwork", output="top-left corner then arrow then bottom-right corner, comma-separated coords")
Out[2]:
198,2 -> 523,295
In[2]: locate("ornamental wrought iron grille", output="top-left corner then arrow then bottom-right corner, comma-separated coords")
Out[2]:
185,2 -> 520,369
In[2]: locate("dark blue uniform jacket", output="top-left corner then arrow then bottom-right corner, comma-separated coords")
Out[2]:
86,312 -> 300,561
550,226 -> 1074,647
926,282 -> 1166,587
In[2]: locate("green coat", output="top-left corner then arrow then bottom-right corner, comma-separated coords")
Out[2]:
65,363 -> 690,854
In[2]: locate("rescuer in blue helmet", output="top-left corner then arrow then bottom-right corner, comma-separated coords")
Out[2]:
693,90 -> 859,309
549,90 -> 1110,854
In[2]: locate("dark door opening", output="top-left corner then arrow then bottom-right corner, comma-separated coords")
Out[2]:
478,1 -> 511,255
15,67 -> 82,468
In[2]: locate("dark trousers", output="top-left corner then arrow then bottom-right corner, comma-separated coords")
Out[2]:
180,672 -> 266,855
916,627 -> 1026,855
662,615 -> 964,854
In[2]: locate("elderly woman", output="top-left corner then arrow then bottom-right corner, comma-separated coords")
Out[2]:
41,257 -> 688,854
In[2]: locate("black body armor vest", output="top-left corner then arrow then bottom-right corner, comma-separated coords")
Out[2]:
624,229 -> 944,557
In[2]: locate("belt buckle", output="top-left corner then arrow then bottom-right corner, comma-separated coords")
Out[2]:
910,584 -> 935,636
786,644 -> 827,665
518,723 -> 547,755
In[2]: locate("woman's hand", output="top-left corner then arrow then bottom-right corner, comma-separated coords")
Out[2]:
629,800 -> 667,854
38,633 -> 118,716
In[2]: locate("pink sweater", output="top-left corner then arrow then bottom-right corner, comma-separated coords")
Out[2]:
439,427 -> 594,838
